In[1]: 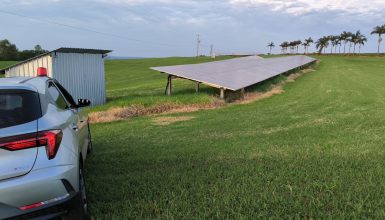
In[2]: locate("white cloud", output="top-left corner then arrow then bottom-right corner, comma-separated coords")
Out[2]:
94,0 -> 232,26
229,0 -> 385,16
167,13 -> 232,26
2,0 -> 62,5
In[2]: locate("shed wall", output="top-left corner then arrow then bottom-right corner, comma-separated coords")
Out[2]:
5,54 -> 53,77
52,53 -> 106,106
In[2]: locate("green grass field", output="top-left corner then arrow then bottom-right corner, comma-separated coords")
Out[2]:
0,61 -> 17,78
0,61 -> 17,69
86,55 -> 385,218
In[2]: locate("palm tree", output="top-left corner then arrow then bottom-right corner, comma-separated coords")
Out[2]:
357,35 -> 367,54
329,35 -> 338,54
295,40 -> 302,54
340,31 -> 352,54
289,41 -> 295,54
304,37 -> 313,54
337,36 -> 343,53
347,33 -> 354,54
371,25 -> 385,55
333,36 -> 341,54
351,31 -> 358,54
279,42 -> 284,54
302,42 -> 308,54
351,31 -> 365,54
316,36 -> 329,54
280,42 -> 289,54
267,42 -> 275,54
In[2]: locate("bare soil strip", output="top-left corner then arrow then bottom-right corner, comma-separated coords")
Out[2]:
152,116 -> 196,126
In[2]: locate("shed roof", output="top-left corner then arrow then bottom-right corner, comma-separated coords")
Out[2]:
151,55 -> 317,91
53,47 -> 112,54
0,47 -> 112,73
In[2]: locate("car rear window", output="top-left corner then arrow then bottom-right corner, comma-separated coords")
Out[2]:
0,89 -> 41,129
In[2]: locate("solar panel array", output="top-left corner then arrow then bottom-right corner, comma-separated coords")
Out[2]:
151,55 -> 317,91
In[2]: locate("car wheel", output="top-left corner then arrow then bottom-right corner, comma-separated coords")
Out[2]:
62,165 -> 90,220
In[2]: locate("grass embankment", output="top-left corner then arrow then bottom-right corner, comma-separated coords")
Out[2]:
87,56 -> 385,218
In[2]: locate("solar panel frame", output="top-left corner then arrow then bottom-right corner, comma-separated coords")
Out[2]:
151,55 -> 317,91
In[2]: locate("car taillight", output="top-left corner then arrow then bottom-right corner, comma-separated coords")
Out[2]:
0,133 -> 38,151
0,130 -> 63,160
38,130 -> 63,160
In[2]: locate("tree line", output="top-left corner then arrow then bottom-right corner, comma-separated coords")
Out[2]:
0,39 -> 48,61
267,25 -> 385,55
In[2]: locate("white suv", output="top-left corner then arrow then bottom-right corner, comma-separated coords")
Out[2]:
0,68 -> 92,219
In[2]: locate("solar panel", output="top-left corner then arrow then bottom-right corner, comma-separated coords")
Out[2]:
151,55 -> 316,91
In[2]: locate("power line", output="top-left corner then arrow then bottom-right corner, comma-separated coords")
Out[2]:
0,9 -> 226,56
0,9 -> 190,48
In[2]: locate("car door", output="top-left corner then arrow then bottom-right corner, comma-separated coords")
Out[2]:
44,81 -> 81,155
53,81 -> 88,158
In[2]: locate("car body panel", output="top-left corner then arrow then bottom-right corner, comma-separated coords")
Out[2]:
0,149 -> 38,181
0,163 -> 77,207
0,164 -> 79,219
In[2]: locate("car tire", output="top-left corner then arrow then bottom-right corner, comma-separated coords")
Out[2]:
62,165 -> 90,220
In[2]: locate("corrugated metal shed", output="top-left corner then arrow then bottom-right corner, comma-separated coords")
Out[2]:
2,47 -> 111,106
151,55 -> 316,91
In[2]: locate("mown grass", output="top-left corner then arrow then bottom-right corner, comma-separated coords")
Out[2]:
0,61 -> 17,69
91,56 -> 234,112
0,61 -> 17,78
86,55 -> 385,219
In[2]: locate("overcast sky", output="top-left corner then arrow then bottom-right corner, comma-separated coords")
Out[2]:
1,0 -> 384,57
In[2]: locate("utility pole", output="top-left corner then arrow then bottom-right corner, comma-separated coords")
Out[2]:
196,34 -> 201,58
210,44 -> 213,58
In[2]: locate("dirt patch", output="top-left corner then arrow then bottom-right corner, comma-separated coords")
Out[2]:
89,101 -> 225,123
163,99 -> 225,114
89,104 -> 175,123
286,73 -> 301,82
152,116 -> 195,126
300,68 -> 316,74
234,86 -> 284,105
287,68 -> 315,82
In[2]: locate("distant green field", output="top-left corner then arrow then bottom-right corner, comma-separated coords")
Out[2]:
0,61 -> 17,69
93,56 -> 234,112
86,56 -> 385,218
0,61 -> 17,78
